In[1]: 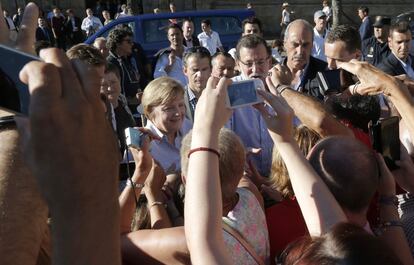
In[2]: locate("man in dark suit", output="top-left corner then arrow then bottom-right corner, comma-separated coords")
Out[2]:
379,21 -> 414,79
282,19 -> 327,100
64,9 -> 84,48
182,19 -> 200,48
358,6 -> 373,41
35,17 -> 55,46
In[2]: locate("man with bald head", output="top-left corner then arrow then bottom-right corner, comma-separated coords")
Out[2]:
282,19 -> 327,97
308,136 -> 379,229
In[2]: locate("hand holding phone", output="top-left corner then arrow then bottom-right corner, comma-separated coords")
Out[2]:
317,69 -> 356,96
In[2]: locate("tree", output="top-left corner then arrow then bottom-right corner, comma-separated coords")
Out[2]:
331,0 -> 342,28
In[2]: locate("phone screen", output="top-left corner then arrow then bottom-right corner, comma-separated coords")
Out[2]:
227,79 -> 263,108
0,45 -> 40,114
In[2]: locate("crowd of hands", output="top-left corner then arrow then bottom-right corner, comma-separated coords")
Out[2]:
3,2 -> 414,265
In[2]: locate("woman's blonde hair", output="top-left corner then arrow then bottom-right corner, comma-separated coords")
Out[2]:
141,77 -> 184,119
269,125 -> 321,198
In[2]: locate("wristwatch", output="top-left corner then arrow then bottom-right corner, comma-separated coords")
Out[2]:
0,115 -> 16,129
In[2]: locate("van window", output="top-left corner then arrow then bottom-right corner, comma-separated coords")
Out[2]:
193,16 -> 242,36
98,21 -> 137,39
142,19 -> 172,43
142,16 -> 243,44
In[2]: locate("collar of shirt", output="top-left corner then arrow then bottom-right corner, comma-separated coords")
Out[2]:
395,54 -> 414,79
146,119 -> 183,143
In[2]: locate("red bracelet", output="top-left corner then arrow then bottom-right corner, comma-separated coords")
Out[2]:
188,147 -> 220,158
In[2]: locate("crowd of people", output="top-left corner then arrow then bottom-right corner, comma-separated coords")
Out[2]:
2,1 -> 414,265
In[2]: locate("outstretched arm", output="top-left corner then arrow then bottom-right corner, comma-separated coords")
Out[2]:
184,77 -> 233,265
271,65 -> 353,138
257,70 -> 347,236
19,48 -> 121,265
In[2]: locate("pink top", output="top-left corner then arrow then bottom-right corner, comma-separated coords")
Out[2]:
223,188 -> 270,265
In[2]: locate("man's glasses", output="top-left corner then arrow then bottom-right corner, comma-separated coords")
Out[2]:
238,57 -> 270,68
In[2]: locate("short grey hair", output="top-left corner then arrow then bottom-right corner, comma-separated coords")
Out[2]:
284,19 -> 314,42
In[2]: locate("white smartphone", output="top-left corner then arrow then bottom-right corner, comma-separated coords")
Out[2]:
226,79 -> 264,109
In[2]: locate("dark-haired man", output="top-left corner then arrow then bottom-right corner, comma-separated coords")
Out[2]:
107,28 -> 143,101
379,22 -> 414,79
154,24 -> 187,86
228,17 -> 263,59
362,16 -> 391,67
211,52 -> 235,78
182,46 -> 212,122
182,19 -> 200,48
358,6 -> 373,41
197,19 -> 224,56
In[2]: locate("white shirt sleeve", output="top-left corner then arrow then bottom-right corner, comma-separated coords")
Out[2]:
81,18 -> 88,31
153,53 -> 169,79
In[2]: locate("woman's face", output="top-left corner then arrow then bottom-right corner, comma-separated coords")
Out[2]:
150,95 -> 185,135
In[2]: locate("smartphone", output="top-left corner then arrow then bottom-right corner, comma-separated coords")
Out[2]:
0,45 -> 40,114
226,79 -> 264,109
124,127 -> 145,149
317,69 -> 355,96
119,162 -> 136,181
370,116 -> 400,170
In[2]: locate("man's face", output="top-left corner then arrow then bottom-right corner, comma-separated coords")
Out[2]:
184,56 -> 211,95
325,40 -> 359,69
169,4 -> 176,13
100,72 -> 121,106
182,21 -> 194,39
38,18 -> 45,27
243,23 -> 262,36
201,23 -> 211,33
53,9 -> 60,16
102,10 -> 110,20
86,9 -> 93,17
237,44 -> 271,82
168,28 -> 183,47
284,24 -> 313,70
212,55 -> 235,78
314,16 -> 327,32
374,26 -> 389,43
388,30 -> 412,61
358,10 -> 365,20
118,35 -> 133,56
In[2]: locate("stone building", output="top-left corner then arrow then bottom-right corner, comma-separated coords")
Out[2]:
3,0 -> 413,38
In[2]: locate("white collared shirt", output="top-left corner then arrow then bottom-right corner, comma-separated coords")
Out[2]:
145,118 -> 192,171
312,27 -> 328,62
197,30 -> 222,56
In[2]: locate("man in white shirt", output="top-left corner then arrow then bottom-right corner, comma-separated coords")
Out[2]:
312,10 -> 329,62
197,19 -> 224,56
154,24 -> 188,86
81,8 -> 103,37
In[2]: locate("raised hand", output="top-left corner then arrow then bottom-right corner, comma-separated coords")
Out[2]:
0,2 -> 38,54
255,76 -> 294,143
337,60 -> 403,96
193,76 -> 233,134
269,63 -> 293,87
